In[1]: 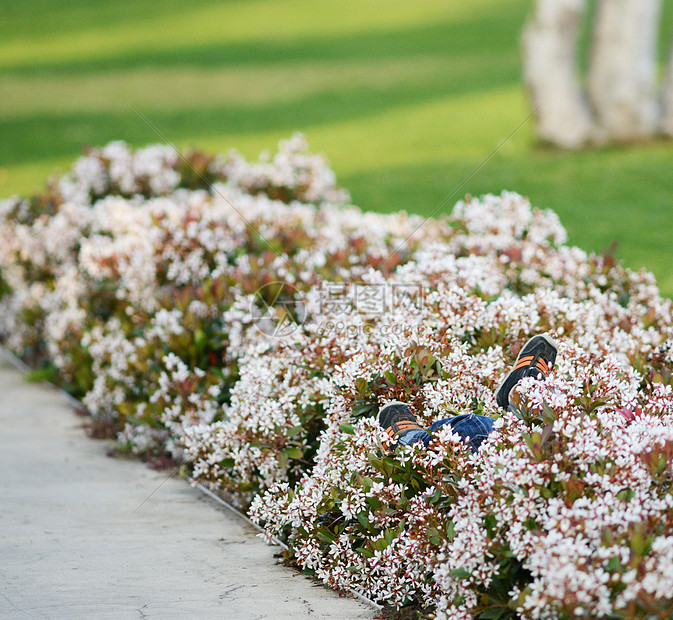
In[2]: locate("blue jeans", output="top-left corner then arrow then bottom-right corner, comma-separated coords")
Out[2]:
398,413 -> 495,453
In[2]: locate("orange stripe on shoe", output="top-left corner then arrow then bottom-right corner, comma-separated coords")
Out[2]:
386,422 -> 420,439
514,355 -> 534,370
396,421 -> 420,429
536,360 -> 549,374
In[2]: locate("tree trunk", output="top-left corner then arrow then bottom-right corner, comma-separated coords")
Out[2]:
588,0 -> 662,141
522,0 -> 595,149
662,43 -> 673,136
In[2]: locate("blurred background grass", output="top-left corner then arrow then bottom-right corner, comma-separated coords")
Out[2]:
1,0 -> 672,294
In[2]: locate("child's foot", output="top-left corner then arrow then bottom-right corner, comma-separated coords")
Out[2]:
378,401 -> 423,443
495,334 -> 558,409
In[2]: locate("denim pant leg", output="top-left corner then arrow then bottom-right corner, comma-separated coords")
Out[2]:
426,413 -> 495,452
398,428 -> 433,448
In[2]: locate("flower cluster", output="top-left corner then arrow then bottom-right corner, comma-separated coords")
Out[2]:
2,137 -> 673,618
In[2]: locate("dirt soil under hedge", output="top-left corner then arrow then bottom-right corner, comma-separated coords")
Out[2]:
0,354 -> 376,620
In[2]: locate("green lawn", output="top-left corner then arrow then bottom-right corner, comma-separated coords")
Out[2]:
2,0 -> 673,294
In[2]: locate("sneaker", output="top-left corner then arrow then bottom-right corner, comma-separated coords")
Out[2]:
495,334 -> 558,409
378,401 -> 422,442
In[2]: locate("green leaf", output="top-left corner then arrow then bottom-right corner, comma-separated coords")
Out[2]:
286,425 -> 303,437
450,568 -> 472,579
339,422 -> 355,434
194,328 -> 206,352
356,511 -> 370,530
366,496 -> 381,511
358,476 -> 373,491
352,401 -> 376,418
616,488 -> 634,502
606,556 -> 622,572
630,529 -> 646,555
355,377 -> 368,395
285,447 -> 303,459
427,487 -> 442,505
380,456 -> 396,477
426,527 -> 442,546
356,546 -> 374,558
373,537 -> 389,551
523,518 -> 538,531
367,453 -> 382,471
316,529 -> 336,544
25,364 -> 59,384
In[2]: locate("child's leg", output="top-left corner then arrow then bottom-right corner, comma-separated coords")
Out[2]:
426,414 -> 495,452
397,427 -> 433,448
378,402 -> 494,452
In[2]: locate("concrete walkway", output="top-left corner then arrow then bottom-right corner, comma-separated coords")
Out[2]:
0,356 -> 376,620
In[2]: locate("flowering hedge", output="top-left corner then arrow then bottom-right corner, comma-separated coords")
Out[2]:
2,137 -> 673,618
